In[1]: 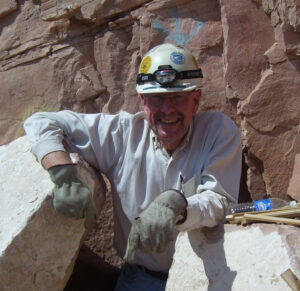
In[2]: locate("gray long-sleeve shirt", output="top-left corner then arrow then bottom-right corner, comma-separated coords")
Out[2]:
24,110 -> 242,271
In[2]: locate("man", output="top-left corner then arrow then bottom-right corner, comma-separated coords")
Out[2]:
24,43 -> 242,290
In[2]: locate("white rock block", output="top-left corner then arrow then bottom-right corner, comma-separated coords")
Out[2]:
0,136 -> 106,291
167,224 -> 300,291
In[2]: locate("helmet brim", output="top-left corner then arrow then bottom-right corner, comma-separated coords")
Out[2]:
136,82 -> 199,94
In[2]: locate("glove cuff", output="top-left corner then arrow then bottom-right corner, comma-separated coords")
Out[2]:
48,163 -> 76,171
48,164 -> 77,185
170,189 -> 188,225
156,189 -> 188,215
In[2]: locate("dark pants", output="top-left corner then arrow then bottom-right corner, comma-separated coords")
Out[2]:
114,263 -> 168,291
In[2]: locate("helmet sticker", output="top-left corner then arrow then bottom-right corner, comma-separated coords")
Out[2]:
170,51 -> 185,65
140,56 -> 152,74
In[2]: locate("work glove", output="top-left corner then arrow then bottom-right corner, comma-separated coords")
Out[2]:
124,189 -> 187,263
48,164 -> 97,230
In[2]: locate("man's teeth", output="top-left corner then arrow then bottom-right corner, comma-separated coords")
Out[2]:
161,119 -> 178,124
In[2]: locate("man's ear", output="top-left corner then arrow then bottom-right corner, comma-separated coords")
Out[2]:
140,94 -> 145,104
192,90 -> 201,114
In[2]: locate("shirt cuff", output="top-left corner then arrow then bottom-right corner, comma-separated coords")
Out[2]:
175,191 -> 229,232
30,138 -> 66,163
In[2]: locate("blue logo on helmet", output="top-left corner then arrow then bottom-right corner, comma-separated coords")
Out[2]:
170,52 -> 185,65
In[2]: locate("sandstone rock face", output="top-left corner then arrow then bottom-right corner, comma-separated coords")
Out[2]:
0,0 -> 299,202
288,153 -> 300,201
166,224 -> 300,290
0,136 -> 106,291
0,0 -> 17,18
84,180 -> 124,268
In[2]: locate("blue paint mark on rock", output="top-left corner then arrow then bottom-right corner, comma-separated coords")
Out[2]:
153,7 -> 205,46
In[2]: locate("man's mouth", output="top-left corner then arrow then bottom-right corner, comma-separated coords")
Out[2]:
159,118 -> 180,124
156,115 -> 183,125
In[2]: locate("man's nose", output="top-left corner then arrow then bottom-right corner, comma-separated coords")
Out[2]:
160,98 -> 176,113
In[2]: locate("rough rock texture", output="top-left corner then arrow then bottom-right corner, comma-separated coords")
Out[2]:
288,153 -> 300,201
166,224 -> 300,290
0,0 -> 17,18
83,180 -> 124,268
0,136 -> 107,291
0,0 -> 299,201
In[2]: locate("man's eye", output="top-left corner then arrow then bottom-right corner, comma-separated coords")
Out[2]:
152,97 -> 162,101
150,96 -> 162,104
173,96 -> 185,103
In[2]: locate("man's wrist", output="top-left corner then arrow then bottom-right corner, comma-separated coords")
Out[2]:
42,151 -> 73,170
176,208 -> 187,225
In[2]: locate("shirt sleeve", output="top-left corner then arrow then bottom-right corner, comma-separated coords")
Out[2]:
176,113 -> 242,232
23,110 -> 127,172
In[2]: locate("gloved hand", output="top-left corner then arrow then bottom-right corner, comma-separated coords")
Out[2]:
124,189 -> 187,263
48,164 -> 97,230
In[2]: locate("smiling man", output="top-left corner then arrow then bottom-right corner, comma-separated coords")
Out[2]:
141,91 -> 200,154
24,43 -> 242,291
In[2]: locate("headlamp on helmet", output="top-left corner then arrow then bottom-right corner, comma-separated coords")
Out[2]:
137,65 -> 203,88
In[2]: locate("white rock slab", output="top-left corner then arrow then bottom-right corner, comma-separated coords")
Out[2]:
0,136 -> 105,291
167,224 -> 300,291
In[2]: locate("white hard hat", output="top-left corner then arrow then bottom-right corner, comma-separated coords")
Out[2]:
136,43 -> 203,94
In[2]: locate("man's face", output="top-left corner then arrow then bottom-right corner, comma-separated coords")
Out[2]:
141,90 -> 201,154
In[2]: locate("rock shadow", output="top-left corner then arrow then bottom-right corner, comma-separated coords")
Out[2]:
188,224 -> 236,291
64,245 -> 120,291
